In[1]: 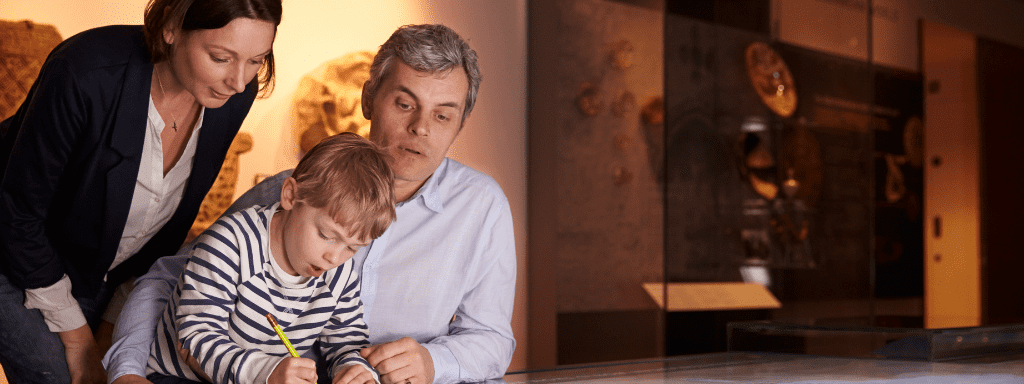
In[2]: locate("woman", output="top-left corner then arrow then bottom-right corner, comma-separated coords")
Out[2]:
0,0 -> 281,383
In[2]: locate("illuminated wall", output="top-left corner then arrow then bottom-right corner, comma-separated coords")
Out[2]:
1,0 -> 529,371
773,0 -> 1024,71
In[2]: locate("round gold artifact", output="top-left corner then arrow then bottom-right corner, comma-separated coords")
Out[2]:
745,42 -> 797,118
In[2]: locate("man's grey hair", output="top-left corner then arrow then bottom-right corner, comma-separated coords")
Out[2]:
364,24 -> 481,123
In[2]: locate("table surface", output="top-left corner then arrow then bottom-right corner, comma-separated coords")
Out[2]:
499,352 -> 1024,383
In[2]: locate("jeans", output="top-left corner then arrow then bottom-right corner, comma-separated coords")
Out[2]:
0,272 -> 110,384
147,373 -> 204,384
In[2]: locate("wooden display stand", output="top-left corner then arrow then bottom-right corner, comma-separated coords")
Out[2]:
644,282 -> 780,356
643,282 -> 780,312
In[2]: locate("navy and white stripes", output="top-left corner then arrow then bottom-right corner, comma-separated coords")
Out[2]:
147,203 -> 373,383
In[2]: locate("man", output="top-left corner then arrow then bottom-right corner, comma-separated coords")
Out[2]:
103,24 -> 516,384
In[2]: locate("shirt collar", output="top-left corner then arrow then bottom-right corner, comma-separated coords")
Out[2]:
400,158 -> 447,214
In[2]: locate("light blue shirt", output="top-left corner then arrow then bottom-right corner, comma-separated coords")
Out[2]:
104,158 -> 517,383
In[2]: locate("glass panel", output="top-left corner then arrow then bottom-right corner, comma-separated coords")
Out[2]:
529,0 -> 930,368
506,351 -> 1024,382
729,321 -> 1024,362
660,0 -> 924,357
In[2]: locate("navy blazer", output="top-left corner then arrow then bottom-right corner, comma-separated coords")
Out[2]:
0,25 -> 257,299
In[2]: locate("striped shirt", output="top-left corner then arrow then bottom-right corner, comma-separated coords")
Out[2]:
146,203 -> 373,384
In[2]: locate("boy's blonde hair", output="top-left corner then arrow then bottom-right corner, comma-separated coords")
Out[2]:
290,132 -> 396,240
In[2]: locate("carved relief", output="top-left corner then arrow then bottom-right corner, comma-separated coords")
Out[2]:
0,20 -> 62,120
292,51 -> 375,152
187,132 -> 254,243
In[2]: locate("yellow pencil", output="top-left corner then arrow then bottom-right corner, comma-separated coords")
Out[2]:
265,313 -> 300,358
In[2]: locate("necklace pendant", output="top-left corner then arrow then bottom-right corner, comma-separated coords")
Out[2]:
172,122 -> 177,132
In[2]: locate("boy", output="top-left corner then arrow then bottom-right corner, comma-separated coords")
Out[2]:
146,132 -> 395,384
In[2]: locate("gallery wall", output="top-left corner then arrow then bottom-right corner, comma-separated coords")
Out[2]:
775,0 -> 1024,71
0,0 -> 529,371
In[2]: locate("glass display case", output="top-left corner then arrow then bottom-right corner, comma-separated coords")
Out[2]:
527,0 -> 1018,369
729,321 -> 1024,362
505,351 -> 1024,383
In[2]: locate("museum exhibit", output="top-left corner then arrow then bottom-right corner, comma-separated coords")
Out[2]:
3,0 -> 1024,382
526,0 -> 1024,381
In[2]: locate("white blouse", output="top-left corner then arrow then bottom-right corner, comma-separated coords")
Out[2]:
23,96 -> 204,332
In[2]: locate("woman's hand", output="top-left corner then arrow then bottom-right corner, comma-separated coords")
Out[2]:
94,320 -> 115,356
59,325 -> 107,384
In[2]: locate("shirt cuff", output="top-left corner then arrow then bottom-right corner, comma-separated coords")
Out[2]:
422,343 -> 459,384
23,274 -> 87,332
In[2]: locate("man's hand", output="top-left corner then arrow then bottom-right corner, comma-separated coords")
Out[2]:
268,357 -> 318,384
58,325 -> 107,384
360,337 -> 434,384
111,374 -> 153,384
332,364 -> 376,384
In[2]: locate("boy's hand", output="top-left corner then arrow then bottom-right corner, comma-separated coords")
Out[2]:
332,364 -> 376,384
360,337 -> 433,384
268,357 -> 318,384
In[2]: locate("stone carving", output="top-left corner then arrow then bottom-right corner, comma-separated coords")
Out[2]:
611,90 -> 635,117
640,95 -> 663,125
609,39 -> 634,70
292,51 -> 375,152
0,20 -> 63,121
575,82 -> 603,116
187,132 -> 254,243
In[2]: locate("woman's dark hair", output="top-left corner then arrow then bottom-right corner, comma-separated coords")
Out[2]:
143,0 -> 282,97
